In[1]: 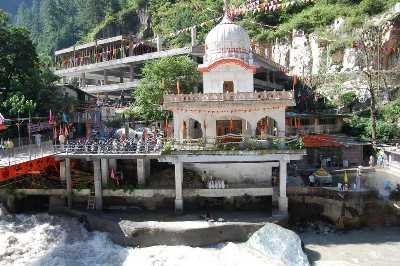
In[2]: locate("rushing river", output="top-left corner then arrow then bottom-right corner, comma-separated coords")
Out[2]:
0,207 -> 309,266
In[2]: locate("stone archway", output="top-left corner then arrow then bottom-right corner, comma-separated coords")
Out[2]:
256,116 -> 279,138
187,118 -> 203,139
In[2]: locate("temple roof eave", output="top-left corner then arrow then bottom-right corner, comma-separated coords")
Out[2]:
198,57 -> 257,73
163,100 -> 295,112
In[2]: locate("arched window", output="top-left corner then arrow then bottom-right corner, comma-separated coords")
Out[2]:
223,81 -> 234,93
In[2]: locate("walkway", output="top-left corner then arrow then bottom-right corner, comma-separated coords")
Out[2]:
0,142 -> 57,181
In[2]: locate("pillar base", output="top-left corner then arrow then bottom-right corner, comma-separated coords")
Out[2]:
175,199 -> 183,214
137,158 -> 147,187
278,196 -> 288,213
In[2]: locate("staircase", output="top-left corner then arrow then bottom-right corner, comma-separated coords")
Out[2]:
87,190 -> 96,210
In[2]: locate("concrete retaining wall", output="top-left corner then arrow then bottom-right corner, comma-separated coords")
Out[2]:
185,162 -> 278,183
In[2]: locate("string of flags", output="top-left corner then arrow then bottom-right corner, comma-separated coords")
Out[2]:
146,16 -> 223,43
229,0 -> 315,17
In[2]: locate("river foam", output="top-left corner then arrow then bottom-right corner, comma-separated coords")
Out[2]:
0,206 -> 308,266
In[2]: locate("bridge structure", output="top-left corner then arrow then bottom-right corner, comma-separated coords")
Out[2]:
51,133 -> 305,215
0,141 -> 58,181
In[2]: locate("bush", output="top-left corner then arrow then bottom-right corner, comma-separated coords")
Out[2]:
357,0 -> 386,16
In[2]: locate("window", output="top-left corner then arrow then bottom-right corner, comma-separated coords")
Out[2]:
223,81 -> 234,93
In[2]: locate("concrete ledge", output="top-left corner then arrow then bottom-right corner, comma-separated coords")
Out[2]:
184,188 -> 274,197
12,188 -> 274,198
15,189 -> 90,197
119,220 -> 263,247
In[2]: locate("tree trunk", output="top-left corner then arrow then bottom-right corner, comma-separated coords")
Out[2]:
368,82 -> 377,148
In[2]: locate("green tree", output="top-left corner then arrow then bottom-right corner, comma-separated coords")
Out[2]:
358,24 -> 384,147
0,10 -> 68,117
0,22 -> 38,92
131,56 -> 200,121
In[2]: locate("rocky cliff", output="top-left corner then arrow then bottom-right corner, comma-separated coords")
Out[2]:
265,4 -> 400,86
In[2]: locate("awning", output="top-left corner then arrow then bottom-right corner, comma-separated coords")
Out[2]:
302,134 -> 344,148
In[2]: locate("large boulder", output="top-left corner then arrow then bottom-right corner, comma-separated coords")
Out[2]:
246,223 -> 310,266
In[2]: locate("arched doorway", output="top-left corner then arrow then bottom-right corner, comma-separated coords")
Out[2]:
256,117 -> 278,138
223,81 -> 234,93
181,118 -> 203,140
188,119 -> 203,139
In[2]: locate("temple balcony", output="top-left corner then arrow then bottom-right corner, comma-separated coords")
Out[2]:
162,135 -> 305,155
163,91 -> 295,108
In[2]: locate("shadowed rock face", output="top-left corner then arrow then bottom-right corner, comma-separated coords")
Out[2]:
119,220 -> 263,247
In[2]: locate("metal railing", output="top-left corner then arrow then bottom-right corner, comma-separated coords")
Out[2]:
163,91 -> 294,104
0,141 -> 54,167
53,136 -> 163,155
164,135 -> 304,152
51,134 -> 304,155
286,124 -> 340,135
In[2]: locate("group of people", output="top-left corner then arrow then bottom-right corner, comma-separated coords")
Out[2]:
61,132 -> 163,154
55,41 -> 157,70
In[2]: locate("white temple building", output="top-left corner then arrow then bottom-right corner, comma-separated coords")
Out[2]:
162,13 -> 305,214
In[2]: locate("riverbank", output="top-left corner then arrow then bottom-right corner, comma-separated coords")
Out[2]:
300,226 -> 400,266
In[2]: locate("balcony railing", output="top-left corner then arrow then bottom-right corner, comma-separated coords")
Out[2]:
163,135 -> 304,153
286,124 -> 341,136
163,91 -> 294,104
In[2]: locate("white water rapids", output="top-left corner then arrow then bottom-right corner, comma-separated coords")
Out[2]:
0,206 -> 309,266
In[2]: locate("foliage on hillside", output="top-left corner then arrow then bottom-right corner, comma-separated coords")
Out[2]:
7,0 -> 400,56
344,99 -> 400,143
129,56 -> 200,121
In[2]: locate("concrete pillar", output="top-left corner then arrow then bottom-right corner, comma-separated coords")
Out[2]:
173,113 -> 180,139
191,26 -> 197,46
109,159 -> 117,171
145,158 -> 151,178
137,158 -> 150,188
314,118 -> 320,134
80,73 -> 86,87
93,159 -> 103,210
279,159 -> 288,213
60,160 -> 66,181
156,35 -> 162,52
205,118 -> 216,143
65,158 -> 72,209
101,158 -> 109,187
174,161 -> 183,214
104,70 -> 108,84
129,65 -> 135,81
248,120 -> 258,137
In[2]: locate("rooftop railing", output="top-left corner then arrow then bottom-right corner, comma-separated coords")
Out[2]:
52,134 -> 304,155
163,91 -> 294,104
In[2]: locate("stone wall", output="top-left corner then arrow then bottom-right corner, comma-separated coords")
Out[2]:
288,187 -> 400,227
185,162 -> 278,184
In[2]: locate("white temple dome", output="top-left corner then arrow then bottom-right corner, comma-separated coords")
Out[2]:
204,15 -> 252,65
